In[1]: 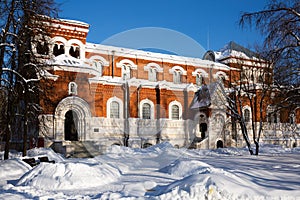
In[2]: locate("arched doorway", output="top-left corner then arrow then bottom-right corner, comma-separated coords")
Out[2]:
64,110 -> 78,141
55,96 -> 91,141
200,123 -> 207,139
216,140 -> 224,148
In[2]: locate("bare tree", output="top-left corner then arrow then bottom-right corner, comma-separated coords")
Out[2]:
240,0 -> 300,109
0,0 -> 58,159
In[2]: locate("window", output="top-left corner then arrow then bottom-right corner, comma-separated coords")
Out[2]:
110,101 -> 120,118
93,61 -> 103,76
148,68 -> 157,82
244,109 -> 250,122
53,43 -> 65,56
140,99 -> 154,119
144,63 -> 162,81
142,103 -> 151,119
68,82 -> 77,95
122,65 -> 131,81
196,74 -> 203,86
169,101 -> 182,120
171,105 -> 180,120
69,45 -> 80,59
173,70 -> 182,84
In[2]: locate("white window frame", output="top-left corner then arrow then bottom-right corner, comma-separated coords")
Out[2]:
169,100 -> 182,120
144,62 -> 163,82
173,70 -> 182,84
148,67 -> 157,82
107,97 -> 123,119
139,99 -> 154,119
68,82 -> 78,95
169,66 -> 187,84
122,64 -> 131,81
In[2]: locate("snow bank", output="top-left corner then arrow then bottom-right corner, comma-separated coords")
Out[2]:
17,161 -> 120,191
160,159 -> 212,177
0,159 -> 31,184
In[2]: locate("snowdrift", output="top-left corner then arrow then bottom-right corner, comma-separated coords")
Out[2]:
0,142 -> 300,199
17,161 -> 120,191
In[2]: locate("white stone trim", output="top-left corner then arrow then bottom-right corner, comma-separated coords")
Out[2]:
86,43 -> 230,70
116,59 -> 137,69
66,39 -> 85,59
68,82 -> 78,95
144,62 -> 163,72
192,68 -> 208,77
88,55 -> 109,66
107,96 -> 123,119
139,99 -> 155,119
169,65 -> 187,75
54,96 -> 91,141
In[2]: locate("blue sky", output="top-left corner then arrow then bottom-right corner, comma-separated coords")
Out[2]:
56,0 -> 268,57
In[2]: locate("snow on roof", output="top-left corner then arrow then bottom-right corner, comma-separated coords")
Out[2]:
59,18 -> 90,27
214,41 -> 259,61
86,43 -> 230,70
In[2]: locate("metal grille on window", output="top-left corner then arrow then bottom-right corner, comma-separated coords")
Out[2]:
110,101 -> 120,118
142,103 -> 151,119
172,105 -> 179,120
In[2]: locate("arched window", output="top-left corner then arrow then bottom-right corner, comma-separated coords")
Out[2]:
68,82 -> 77,95
244,109 -> 250,122
148,68 -> 157,82
142,103 -> 151,119
110,101 -> 120,118
171,105 -> 180,120
53,43 -> 65,57
140,99 -> 154,119
196,74 -> 203,86
173,70 -> 182,84
144,63 -> 162,82
122,65 -> 131,81
69,45 -> 80,59
93,61 -> 103,76
169,101 -> 182,120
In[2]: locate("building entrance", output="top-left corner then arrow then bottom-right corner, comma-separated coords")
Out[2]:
64,110 -> 78,141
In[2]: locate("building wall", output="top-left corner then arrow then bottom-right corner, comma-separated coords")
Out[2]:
37,18 -> 300,153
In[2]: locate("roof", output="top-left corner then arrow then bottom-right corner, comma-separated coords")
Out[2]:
220,41 -> 258,58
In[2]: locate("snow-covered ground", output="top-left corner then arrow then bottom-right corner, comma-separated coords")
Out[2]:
0,143 -> 300,200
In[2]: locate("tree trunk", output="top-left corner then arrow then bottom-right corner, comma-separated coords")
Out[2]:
254,140 -> 259,155
240,121 -> 253,155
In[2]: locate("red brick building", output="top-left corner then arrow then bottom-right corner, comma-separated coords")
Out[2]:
37,18 -> 299,155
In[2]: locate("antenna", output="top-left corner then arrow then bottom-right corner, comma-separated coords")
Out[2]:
207,27 -> 210,50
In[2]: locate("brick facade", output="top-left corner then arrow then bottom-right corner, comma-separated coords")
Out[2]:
37,18 -> 299,154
